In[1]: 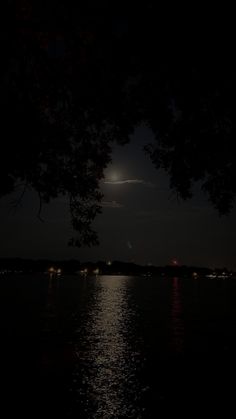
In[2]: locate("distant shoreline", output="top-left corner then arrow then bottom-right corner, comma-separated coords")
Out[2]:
0,258 -> 235,278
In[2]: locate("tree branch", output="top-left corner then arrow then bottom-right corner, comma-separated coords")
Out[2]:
10,182 -> 28,214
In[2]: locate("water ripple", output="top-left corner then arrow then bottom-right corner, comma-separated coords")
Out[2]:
71,276 -> 144,418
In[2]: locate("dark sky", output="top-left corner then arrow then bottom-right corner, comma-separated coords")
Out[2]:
1,125 -> 236,269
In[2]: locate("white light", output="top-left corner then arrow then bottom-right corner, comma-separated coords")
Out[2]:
110,172 -> 119,182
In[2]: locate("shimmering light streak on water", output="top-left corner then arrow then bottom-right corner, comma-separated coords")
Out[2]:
72,276 -> 144,418
2,274 -> 236,417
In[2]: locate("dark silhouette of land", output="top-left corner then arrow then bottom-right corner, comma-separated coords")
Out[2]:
0,258 -> 234,278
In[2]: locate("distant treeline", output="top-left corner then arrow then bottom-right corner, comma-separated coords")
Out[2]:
0,258 -> 233,277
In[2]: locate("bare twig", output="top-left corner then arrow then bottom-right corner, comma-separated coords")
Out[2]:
10,182 -> 28,214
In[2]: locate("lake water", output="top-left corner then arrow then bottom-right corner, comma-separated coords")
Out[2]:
1,274 -> 236,417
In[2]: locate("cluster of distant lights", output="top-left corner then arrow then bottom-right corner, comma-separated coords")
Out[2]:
45,262 -> 113,276
206,272 -> 233,279
80,262 -> 112,276
47,266 -> 104,276
48,267 -> 62,275
1,261 -> 233,280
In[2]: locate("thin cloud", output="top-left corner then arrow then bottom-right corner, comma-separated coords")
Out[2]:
101,200 -> 124,208
104,179 -> 155,187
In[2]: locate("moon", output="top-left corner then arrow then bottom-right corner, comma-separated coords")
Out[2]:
110,172 -> 119,182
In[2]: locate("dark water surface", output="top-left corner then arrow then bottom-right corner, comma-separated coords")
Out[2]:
1,274 -> 236,417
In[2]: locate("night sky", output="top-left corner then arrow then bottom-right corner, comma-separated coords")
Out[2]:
1,125 -> 236,269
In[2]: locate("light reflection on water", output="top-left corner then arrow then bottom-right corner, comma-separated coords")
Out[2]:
1,274 -> 236,416
72,276 -> 144,418
171,277 -> 184,353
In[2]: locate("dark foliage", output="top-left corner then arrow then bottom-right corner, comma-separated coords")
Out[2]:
1,2 -> 235,244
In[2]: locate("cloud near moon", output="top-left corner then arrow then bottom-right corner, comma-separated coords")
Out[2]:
101,200 -> 124,208
104,179 -> 155,187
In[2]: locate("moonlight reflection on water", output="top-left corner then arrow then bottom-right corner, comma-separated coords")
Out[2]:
1,274 -> 236,417
72,276 -> 144,418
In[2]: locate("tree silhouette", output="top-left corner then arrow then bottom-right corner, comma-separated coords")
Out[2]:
1,2 -> 235,245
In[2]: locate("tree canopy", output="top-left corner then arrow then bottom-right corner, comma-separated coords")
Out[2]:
1,2 -> 235,245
